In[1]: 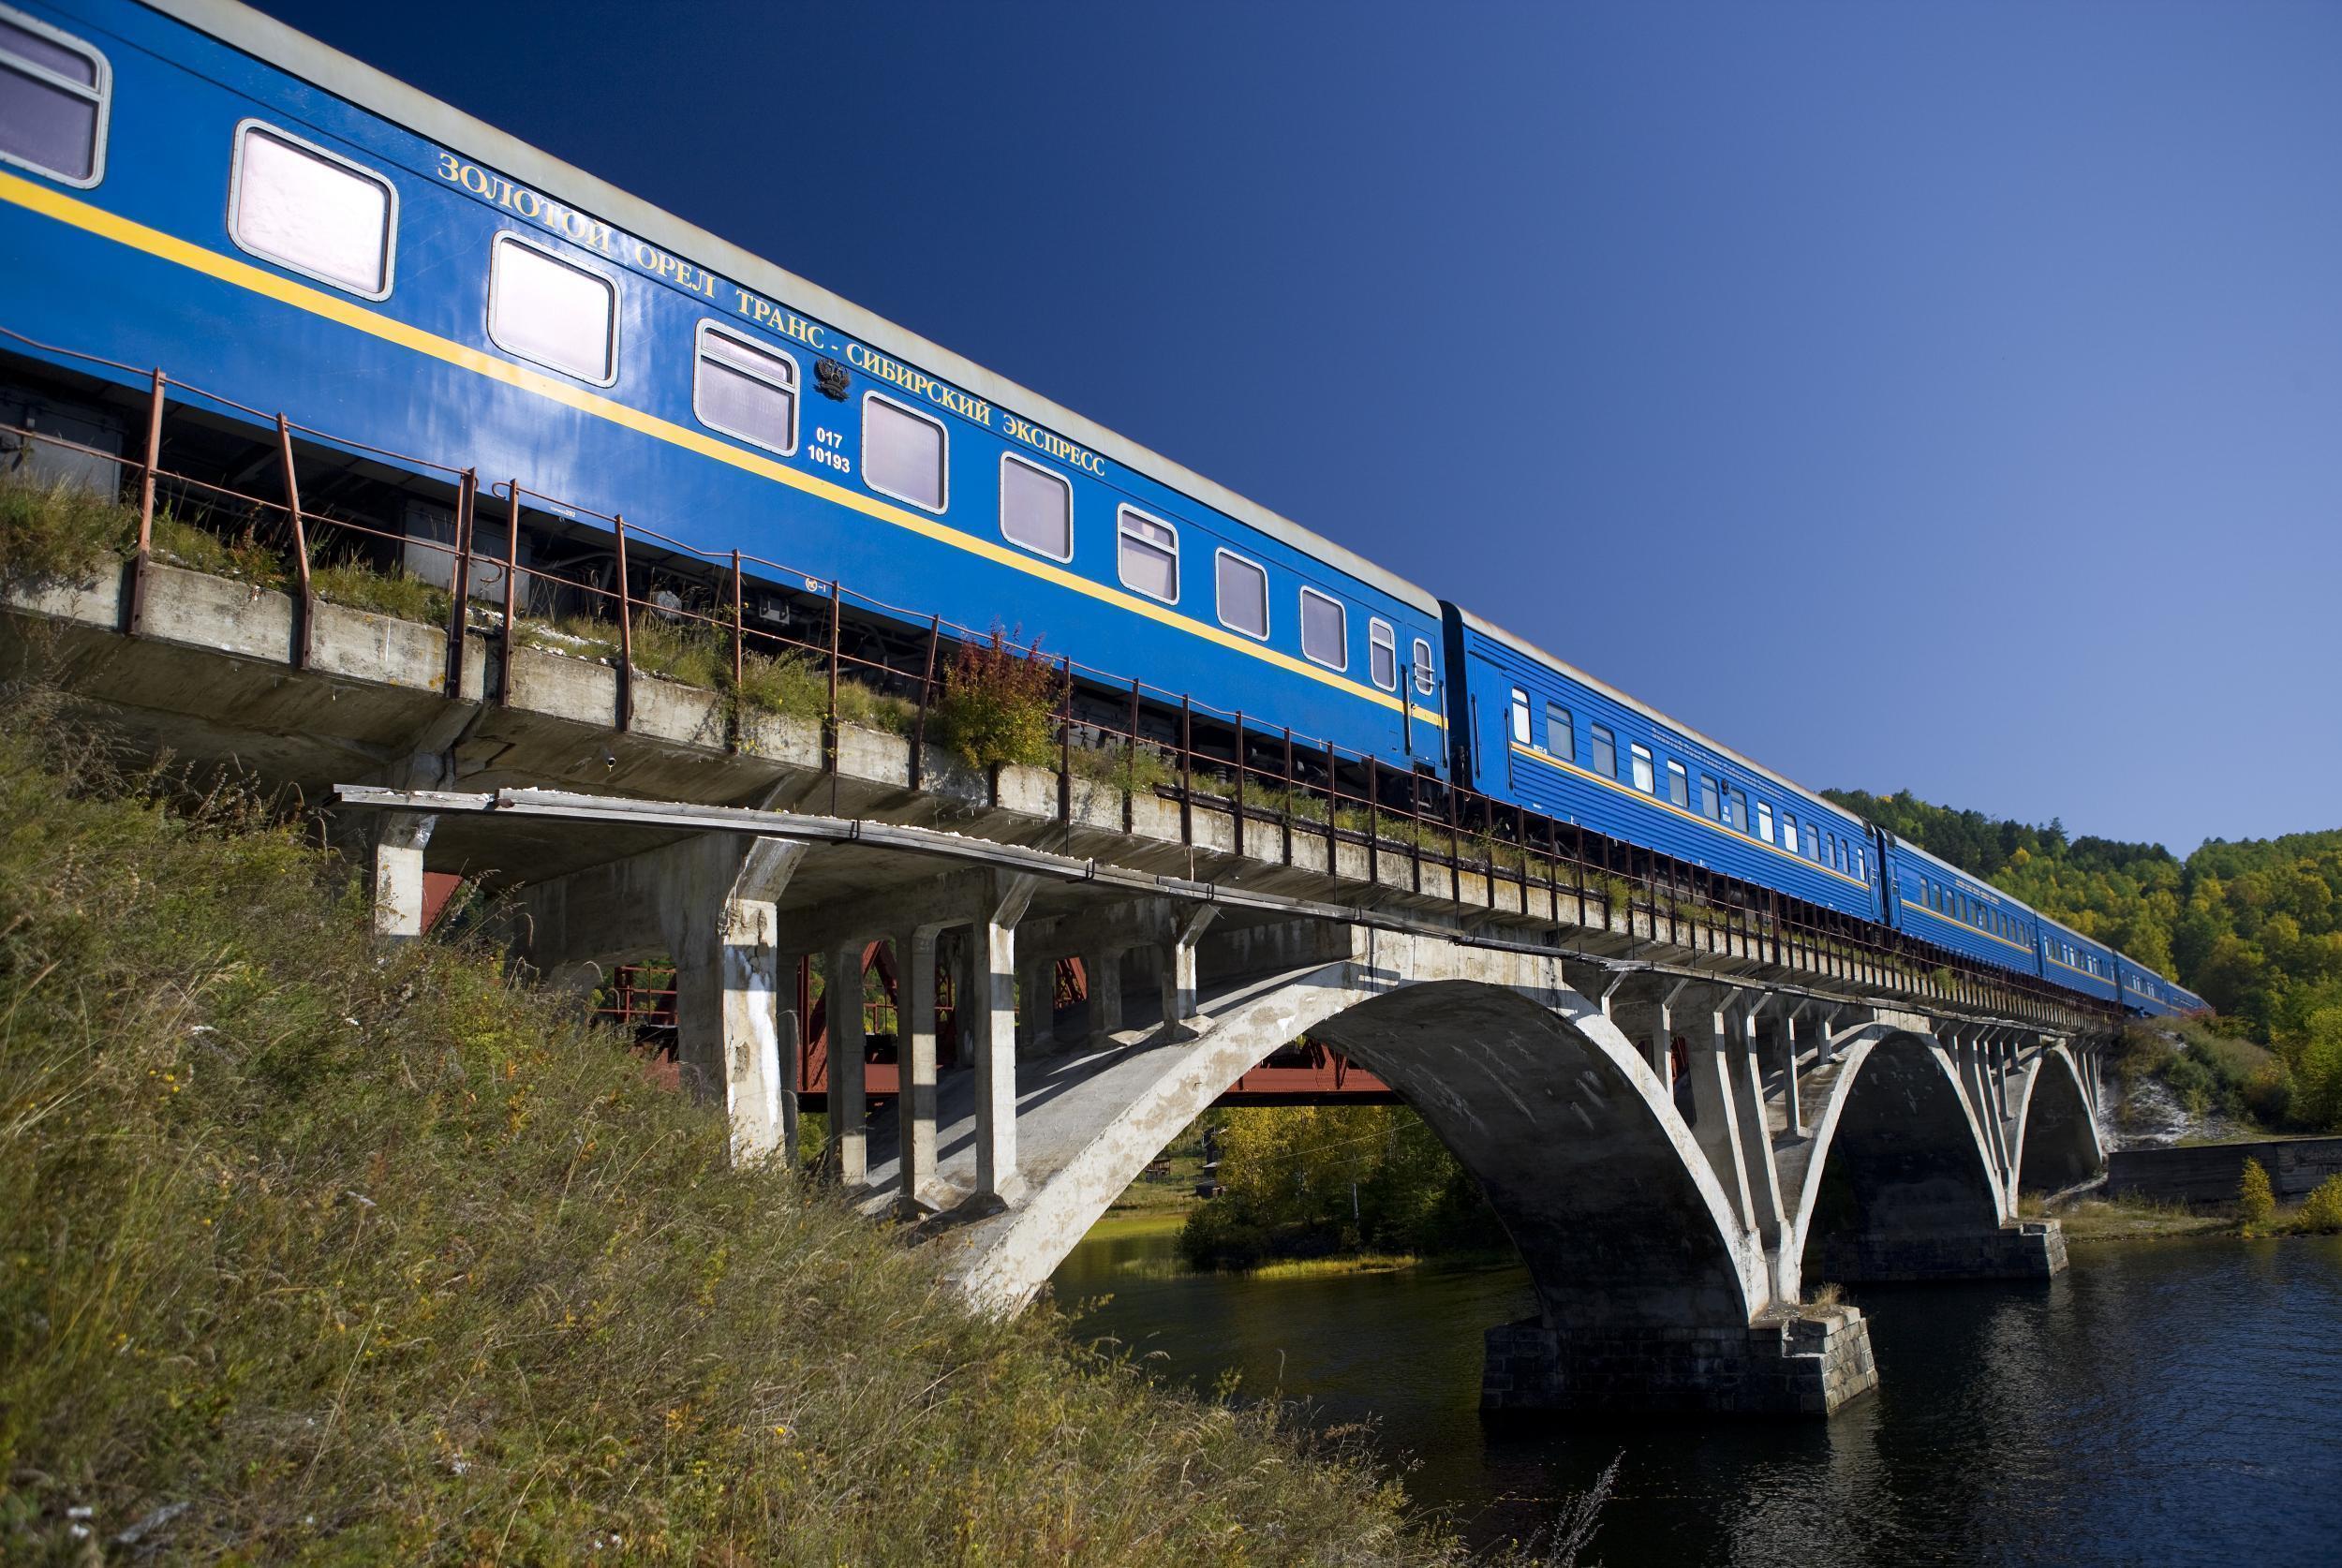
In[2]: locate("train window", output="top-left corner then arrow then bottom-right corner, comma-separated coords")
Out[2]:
1411,638 -> 1435,696
862,393 -> 947,512
998,452 -> 1071,560
1299,587 -> 1347,669
1857,848 -> 1867,881
1118,508 -> 1178,602
1216,551 -> 1269,639
1728,790 -> 1748,832
1756,802 -> 1774,842
1699,774 -> 1720,820
230,123 -> 395,298
1591,725 -> 1616,779
1630,744 -> 1654,793
1782,813 -> 1799,855
1546,703 -> 1573,759
0,7 -> 108,187
694,321 -> 798,456
1667,760 -> 1689,807
489,234 -> 616,385
1368,620 -> 1398,690
1509,688 -> 1532,747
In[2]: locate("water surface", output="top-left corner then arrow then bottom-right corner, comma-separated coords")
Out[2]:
1052,1220 -> 2342,1565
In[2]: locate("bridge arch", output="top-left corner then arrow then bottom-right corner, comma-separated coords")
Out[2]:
1789,1027 -> 2008,1285
941,956 -> 1765,1336
2009,1043 -> 2103,1197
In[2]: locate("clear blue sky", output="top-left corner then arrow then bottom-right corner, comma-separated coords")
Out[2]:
252,0 -> 2342,855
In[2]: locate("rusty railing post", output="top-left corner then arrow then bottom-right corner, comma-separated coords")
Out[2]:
444,467 -> 476,695
613,512 -> 632,732
274,413 -> 313,670
1122,676 -> 1141,834
1230,711 -> 1245,861
826,578 -> 842,814
911,614 -> 940,791
727,549 -> 745,753
126,367 -> 164,635
1178,695 -> 1193,847
498,480 -> 520,705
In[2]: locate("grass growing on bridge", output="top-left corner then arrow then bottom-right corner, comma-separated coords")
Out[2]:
0,699 -> 1514,1564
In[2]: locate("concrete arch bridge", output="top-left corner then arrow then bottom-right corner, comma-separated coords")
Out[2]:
352,783 -> 2111,1419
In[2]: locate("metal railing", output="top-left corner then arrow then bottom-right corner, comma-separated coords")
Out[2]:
0,321 -> 2120,1029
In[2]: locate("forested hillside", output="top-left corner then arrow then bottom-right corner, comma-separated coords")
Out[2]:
1826,788 -> 2342,1127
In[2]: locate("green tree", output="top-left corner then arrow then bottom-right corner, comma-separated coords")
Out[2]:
2238,1158 -> 2275,1229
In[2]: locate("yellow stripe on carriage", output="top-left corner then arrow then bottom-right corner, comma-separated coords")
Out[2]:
1507,741 -> 1873,891
0,169 -> 1443,731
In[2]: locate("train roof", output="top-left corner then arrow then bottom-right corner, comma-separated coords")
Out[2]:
148,0 -> 1444,621
2036,910 -> 2112,952
1447,604 -> 1860,826
1875,832 -> 2022,900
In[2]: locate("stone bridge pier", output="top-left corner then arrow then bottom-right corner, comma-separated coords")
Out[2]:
361,789 -> 2112,1420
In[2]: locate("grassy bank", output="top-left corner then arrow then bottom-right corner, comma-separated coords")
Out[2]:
0,703 -> 1505,1564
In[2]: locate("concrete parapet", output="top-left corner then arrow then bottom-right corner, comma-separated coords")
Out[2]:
1809,1220 -> 2067,1283
1482,1307 -> 1877,1417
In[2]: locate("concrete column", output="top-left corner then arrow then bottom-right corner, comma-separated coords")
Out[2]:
1016,950 -> 1056,1052
1081,946 -> 1124,1043
1687,993 -> 1757,1237
1157,904 -> 1221,1039
828,941 -> 867,1187
971,873 -> 1038,1204
698,838 -> 812,1165
1652,979 -> 1693,1089
896,923 -> 942,1213
371,812 -> 438,941
1729,997 -> 1788,1257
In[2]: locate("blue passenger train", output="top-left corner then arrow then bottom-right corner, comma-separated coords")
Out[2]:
0,0 -> 2201,1019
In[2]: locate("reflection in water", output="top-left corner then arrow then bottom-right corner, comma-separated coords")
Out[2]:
1050,1221 -> 2342,1565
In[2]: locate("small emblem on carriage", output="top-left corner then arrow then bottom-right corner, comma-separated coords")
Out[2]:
815,359 -> 850,400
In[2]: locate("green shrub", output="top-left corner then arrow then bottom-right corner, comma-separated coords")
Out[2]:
149,512 -> 288,590
1066,737 -> 1175,795
2239,1157 -> 2275,1229
308,558 -> 452,626
2295,1174 -> 2342,1235
0,473 -> 132,587
929,627 -> 1063,772
0,700 -> 1490,1563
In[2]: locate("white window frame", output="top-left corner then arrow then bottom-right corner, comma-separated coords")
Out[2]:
1630,743 -> 1654,793
1591,723 -> 1617,779
1368,618 -> 1398,691
487,231 -> 618,387
1546,703 -> 1573,761
1297,585 -> 1347,670
227,119 -> 398,300
860,390 -> 949,513
1782,813 -> 1799,855
1412,637 -> 1435,696
1116,504 -> 1179,603
691,318 -> 798,457
1666,759 -> 1689,807
997,451 -> 1073,562
1756,801 -> 1774,843
1508,688 -> 1532,747
0,5 -> 109,189
1213,548 -> 1271,641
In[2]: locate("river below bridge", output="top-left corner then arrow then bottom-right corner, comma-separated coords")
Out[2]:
1049,1217 -> 2342,1565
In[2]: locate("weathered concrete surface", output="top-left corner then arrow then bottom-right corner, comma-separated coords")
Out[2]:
3,555 -> 2100,1034
18,559 -> 2125,1417
1483,1306 -> 1877,1417
2107,1135 -> 2342,1206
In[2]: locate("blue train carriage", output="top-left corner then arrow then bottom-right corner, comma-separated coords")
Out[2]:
2037,915 -> 2120,1005
0,0 -> 1449,777
2115,953 -> 2201,1018
1874,834 -> 2042,979
1440,605 -> 1883,923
